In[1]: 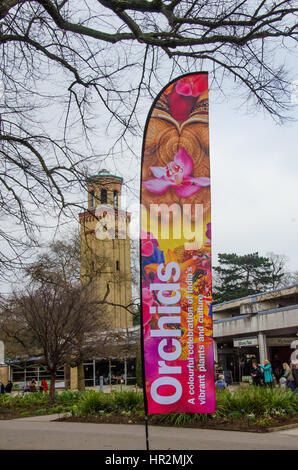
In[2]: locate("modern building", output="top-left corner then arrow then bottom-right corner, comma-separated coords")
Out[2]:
213,284 -> 298,382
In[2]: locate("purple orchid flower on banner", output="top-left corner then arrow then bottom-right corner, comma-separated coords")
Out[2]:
206,222 -> 211,240
143,147 -> 210,198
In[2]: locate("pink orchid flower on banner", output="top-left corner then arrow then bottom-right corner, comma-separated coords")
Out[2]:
176,75 -> 208,97
143,147 -> 210,198
206,222 -> 211,240
165,75 -> 208,121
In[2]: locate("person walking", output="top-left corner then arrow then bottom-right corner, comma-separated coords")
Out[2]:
41,379 -> 48,393
282,363 -> 295,392
259,360 -> 273,387
0,381 -> 5,394
291,362 -> 298,389
29,379 -> 37,393
251,362 -> 262,386
215,374 -> 228,390
5,380 -> 13,393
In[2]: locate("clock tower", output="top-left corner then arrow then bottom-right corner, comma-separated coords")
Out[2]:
79,170 -> 133,329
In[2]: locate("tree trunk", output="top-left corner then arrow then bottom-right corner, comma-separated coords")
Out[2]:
136,345 -> 143,388
77,362 -> 85,392
64,364 -> 71,390
49,371 -> 56,406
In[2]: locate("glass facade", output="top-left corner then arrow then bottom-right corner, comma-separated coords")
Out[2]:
83,358 -> 136,386
11,362 -> 65,387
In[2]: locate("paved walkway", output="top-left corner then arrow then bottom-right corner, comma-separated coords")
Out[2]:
0,415 -> 297,450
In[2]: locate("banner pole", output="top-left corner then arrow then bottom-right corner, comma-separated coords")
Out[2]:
140,222 -> 150,451
144,414 -> 150,451
140,279 -> 150,451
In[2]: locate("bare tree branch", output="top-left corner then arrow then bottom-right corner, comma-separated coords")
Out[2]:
0,0 -> 297,281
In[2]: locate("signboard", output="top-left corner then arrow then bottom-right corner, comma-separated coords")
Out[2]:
267,337 -> 297,347
233,337 -> 297,348
233,338 -> 258,348
140,73 -> 215,415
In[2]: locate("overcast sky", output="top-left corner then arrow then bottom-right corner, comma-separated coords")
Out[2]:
118,98 -> 298,271
91,67 -> 294,275
3,41 -> 298,298
209,97 -> 298,271
116,73 -> 298,272
18,72 -> 298,279
64,73 -> 298,274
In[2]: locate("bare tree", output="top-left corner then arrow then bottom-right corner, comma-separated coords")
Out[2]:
266,252 -> 298,288
25,233 -> 81,284
266,252 -> 288,288
279,270 -> 298,286
0,232 -> 139,398
1,280 -> 111,404
0,1 -> 298,280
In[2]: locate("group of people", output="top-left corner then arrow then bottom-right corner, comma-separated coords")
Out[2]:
0,380 -> 13,394
251,360 -> 297,390
215,359 -> 298,391
27,379 -> 49,393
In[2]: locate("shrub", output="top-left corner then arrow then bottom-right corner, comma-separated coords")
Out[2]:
154,413 -> 206,426
76,391 -> 108,416
3,386 -> 297,424
49,405 -> 65,414
21,392 -> 49,406
56,390 -> 83,405
70,390 -> 144,417
215,387 -> 298,417
71,405 -> 78,417
229,412 -> 242,420
110,391 -> 143,413
34,408 -> 47,416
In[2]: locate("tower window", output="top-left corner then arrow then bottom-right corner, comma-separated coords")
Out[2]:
113,190 -> 118,207
90,190 -> 95,208
116,260 -> 120,271
101,189 -> 107,204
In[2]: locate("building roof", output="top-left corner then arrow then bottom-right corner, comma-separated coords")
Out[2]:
87,169 -> 123,180
213,283 -> 298,312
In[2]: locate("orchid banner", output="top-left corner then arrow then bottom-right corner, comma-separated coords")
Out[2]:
140,73 -> 215,415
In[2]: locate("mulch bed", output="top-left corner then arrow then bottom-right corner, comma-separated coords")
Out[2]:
57,413 -> 298,433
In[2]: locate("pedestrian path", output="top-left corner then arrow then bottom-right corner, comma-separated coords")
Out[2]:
0,415 -> 297,450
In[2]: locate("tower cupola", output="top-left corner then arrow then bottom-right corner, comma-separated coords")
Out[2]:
86,169 -> 123,210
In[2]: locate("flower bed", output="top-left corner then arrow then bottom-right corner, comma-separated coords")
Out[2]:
0,390 -> 83,419
1,388 -> 298,432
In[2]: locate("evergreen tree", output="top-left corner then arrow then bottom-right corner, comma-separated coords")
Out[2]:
213,252 -> 285,304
